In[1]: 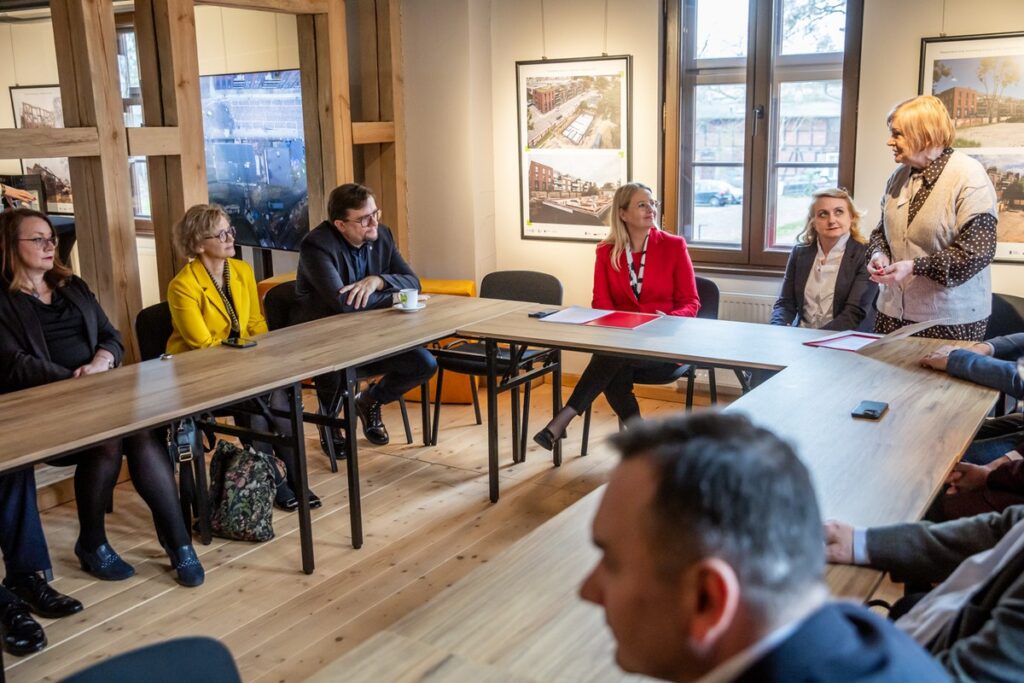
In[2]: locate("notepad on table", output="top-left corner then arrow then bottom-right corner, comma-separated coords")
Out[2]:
584,311 -> 661,330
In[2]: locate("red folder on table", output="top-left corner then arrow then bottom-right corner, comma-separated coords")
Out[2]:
583,311 -> 660,330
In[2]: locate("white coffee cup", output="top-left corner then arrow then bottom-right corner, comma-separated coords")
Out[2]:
399,288 -> 420,309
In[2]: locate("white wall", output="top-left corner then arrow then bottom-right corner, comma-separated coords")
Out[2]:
856,0 -> 1024,297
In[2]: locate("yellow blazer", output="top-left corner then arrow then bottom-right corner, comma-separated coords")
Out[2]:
166,258 -> 268,354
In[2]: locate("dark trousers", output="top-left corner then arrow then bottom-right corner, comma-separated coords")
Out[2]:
0,470 -> 52,579
315,347 -> 437,413
567,354 -> 683,422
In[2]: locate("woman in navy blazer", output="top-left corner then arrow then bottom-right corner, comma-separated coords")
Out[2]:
533,182 -> 700,450
770,188 -> 876,332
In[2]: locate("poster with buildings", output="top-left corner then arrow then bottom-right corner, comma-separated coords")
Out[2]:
921,33 -> 1024,261
517,55 -> 631,241
9,85 -> 74,214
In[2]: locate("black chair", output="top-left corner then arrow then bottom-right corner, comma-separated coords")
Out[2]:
62,636 -> 241,683
135,301 -> 214,545
263,281 -> 428,473
986,293 -> 1024,415
430,270 -> 563,463
579,277 -> 733,454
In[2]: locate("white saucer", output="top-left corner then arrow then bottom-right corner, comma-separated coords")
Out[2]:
393,302 -> 426,313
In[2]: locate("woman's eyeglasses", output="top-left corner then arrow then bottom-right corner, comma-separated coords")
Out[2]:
204,228 -> 237,243
18,236 -> 58,249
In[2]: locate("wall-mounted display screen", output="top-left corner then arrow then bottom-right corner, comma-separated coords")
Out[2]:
200,69 -> 309,251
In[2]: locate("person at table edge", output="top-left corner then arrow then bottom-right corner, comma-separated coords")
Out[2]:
534,181 -> 700,451
294,183 -> 436,449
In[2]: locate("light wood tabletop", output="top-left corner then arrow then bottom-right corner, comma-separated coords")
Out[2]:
319,336 -> 999,681
456,309 -> 830,370
0,295 -> 529,472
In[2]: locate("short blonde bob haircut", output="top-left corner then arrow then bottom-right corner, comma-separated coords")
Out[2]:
602,182 -> 656,271
887,95 -> 955,154
795,187 -> 866,247
173,203 -> 230,259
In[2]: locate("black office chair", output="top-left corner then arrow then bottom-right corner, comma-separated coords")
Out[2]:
986,292 -> 1024,415
62,636 -> 241,683
430,270 -> 563,463
579,277 -> 732,454
135,301 -> 216,544
263,281 -> 428,473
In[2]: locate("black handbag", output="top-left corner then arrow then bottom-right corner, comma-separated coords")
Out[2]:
167,417 -> 214,544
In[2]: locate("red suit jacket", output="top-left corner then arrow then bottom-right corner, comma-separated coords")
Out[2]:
592,228 -> 700,317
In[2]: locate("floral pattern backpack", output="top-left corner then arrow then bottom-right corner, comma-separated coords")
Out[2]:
208,441 -> 285,542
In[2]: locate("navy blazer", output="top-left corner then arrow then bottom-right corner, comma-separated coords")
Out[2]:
771,239 -> 876,331
0,276 -> 124,393
294,221 -> 420,324
738,602 -> 950,682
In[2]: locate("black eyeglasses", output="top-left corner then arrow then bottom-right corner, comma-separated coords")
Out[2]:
18,236 -> 58,249
203,228 -> 237,243
343,209 -> 382,228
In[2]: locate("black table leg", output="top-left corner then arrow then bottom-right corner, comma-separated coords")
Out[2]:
286,382 -> 315,574
486,339 -> 500,503
552,350 -> 563,467
343,367 -> 363,549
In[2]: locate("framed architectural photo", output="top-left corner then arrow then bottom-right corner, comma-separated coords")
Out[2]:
517,55 -> 631,242
920,32 -> 1024,261
9,85 -> 74,215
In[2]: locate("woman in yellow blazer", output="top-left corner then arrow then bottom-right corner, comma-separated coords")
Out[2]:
166,204 -> 320,511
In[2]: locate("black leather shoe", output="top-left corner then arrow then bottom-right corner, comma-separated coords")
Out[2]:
307,491 -> 322,509
274,491 -> 299,512
532,427 -> 566,452
3,573 -> 83,619
318,429 -> 348,459
0,598 -> 46,656
75,541 -> 136,581
355,391 -> 389,446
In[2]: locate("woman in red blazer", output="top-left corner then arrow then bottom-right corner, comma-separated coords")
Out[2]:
533,182 -> 700,450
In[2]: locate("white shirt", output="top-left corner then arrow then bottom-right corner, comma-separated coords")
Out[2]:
853,518 -> 1024,646
801,233 -> 849,329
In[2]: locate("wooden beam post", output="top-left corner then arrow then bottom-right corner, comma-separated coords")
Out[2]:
376,0 -> 408,252
135,0 -> 208,296
50,0 -> 142,359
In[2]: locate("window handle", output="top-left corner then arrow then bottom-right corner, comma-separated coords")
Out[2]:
752,105 -> 765,137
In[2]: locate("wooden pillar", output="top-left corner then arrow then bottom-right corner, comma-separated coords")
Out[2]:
135,0 -> 208,295
50,0 -> 142,358
377,0 -> 408,252
299,0 -> 355,225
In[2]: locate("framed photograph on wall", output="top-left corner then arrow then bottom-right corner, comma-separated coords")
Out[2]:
516,55 -> 631,242
9,85 -> 74,214
919,32 -> 1024,261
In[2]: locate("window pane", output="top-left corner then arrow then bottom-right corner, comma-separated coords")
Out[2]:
695,84 -> 746,163
130,158 -> 151,218
695,0 -> 748,59
690,167 -> 744,246
771,165 -> 838,248
777,80 -> 842,162
780,0 -> 846,56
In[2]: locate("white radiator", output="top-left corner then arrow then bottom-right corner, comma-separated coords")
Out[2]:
718,293 -> 775,324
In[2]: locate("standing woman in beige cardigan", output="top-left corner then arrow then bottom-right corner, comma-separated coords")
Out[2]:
867,95 -> 998,341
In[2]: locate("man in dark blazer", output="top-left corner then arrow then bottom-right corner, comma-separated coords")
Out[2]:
295,183 -> 436,449
580,412 -> 947,683
827,506 -> 1024,681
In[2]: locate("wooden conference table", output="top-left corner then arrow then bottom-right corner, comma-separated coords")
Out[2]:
0,295 -> 528,576
320,320 -> 999,682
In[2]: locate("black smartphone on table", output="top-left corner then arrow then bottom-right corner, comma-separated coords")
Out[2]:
851,400 -> 888,420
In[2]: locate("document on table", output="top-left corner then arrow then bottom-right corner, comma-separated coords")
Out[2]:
802,318 -> 950,353
538,306 -> 612,325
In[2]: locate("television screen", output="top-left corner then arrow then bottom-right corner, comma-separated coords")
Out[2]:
199,69 -> 309,251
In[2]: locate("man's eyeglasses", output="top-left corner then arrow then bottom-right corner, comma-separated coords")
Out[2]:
343,209 -> 382,228
18,236 -> 58,249
203,228 -> 237,243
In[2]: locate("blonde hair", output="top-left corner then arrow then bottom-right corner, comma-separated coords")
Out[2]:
173,204 -> 230,259
602,182 -> 655,271
796,188 -> 865,246
0,208 -> 72,292
887,95 -> 955,154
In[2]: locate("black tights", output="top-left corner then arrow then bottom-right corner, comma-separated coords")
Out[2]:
73,432 -> 190,551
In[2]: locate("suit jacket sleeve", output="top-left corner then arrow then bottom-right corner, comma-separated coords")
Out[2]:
240,262 -> 268,337
946,350 -> 1024,399
167,273 -> 219,350
592,246 -> 615,310
987,455 -> 1024,493
375,228 -> 420,294
865,506 -> 1024,584
0,316 -> 73,389
669,237 -> 700,317
771,248 -> 800,326
988,333 -> 1024,361
823,247 -> 875,331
